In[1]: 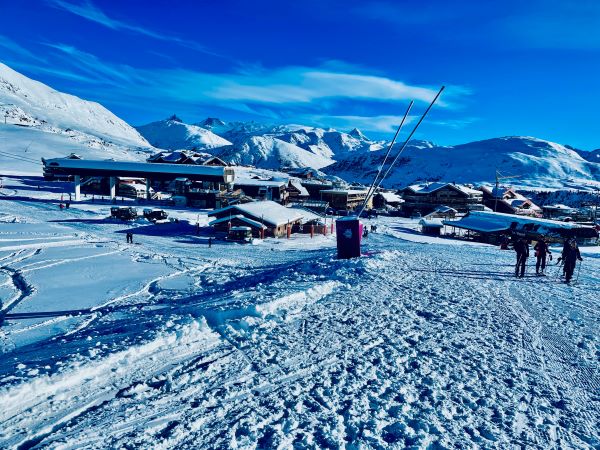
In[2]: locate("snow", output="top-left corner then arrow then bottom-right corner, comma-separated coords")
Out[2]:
377,191 -> 404,203
0,179 -> 599,449
135,118 -> 232,150
327,136 -> 600,190
0,63 -> 149,148
0,123 -> 147,176
43,157 -> 232,179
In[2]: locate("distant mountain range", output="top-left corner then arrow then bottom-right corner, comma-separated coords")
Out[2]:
1,62 -> 599,189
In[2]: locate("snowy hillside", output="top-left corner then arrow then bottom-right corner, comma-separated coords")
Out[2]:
327,136 -> 600,190
150,116 -> 385,170
0,63 -> 149,148
135,116 -> 232,150
214,135 -> 334,170
0,124 -> 147,176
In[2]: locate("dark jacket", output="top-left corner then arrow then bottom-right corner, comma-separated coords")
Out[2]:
514,240 -> 529,257
534,241 -> 550,257
562,245 -> 582,264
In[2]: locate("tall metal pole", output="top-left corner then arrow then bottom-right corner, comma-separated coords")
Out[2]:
494,171 -> 499,213
358,85 -> 445,217
361,101 -> 413,212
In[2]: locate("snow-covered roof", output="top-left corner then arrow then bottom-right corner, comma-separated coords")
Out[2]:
234,178 -> 287,188
43,158 -> 234,182
444,210 -> 591,234
289,179 -> 309,196
288,206 -> 322,222
320,189 -> 369,195
209,201 -> 304,227
377,192 -> 404,203
543,204 -> 575,211
434,205 -> 458,213
419,218 -> 444,227
209,214 -> 266,229
404,182 -> 481,196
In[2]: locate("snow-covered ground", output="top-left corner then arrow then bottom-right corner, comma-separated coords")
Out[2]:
1,177 -> 599,449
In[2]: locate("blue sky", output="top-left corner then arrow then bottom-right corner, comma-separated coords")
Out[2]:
0,0 -> 599,149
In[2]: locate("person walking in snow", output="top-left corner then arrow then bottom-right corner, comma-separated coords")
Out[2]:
534,238 -> 551,275
513,237 -> 529,278
562,239 -> 583,283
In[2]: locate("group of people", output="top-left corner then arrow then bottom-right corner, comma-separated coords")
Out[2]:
512,236 -> 583,283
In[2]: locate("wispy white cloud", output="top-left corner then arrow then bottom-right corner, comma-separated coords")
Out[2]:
6,42 -> 471,133
45,0 -> 222,57
0,35 -> 47,63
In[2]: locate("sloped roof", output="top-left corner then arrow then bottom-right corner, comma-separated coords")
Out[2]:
209,200 -> 303,227
404,182 -> 481,196
377,192 -> 404,203
209,214 -> 266,229
289,179 -> 309,196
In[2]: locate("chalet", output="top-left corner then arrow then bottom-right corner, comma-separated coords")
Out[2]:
287,178 -> 310,202
426,205 -> 459,219
373,191 -> 404,209
233,178 -> 289,203
320,189 -> 371,211
419,218 -> 444,236
148,150 -> 228,167
542,204 -> 576,220
480,186 -> 541,216
399,182 -> 483,216
208,200 -> 303,237
300,180 -> 334,200
286,167 -> 320,179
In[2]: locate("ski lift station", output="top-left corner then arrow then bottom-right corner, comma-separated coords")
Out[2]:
42,157 -> 235,202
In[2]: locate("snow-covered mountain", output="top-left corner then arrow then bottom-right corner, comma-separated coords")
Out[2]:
135,116 -> 231,150
0,62 -> 148,148
326,136 -> 600,190
214,135 -> 334,170
143,116 -> 384,170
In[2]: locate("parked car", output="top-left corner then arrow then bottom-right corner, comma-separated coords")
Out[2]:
110,206 -> 138,221
143,208 -> 168,223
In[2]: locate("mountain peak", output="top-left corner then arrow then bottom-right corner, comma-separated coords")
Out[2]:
198,117 -> 227,128
349,128 -> 368,140
167,114 -> 183,123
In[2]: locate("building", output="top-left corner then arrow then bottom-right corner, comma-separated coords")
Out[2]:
233,178 -> 289,203
285,167 -> 320,179
443,210 -> 598,244
320,189 -> 371,211
480,186 -> 541,216
373,191 -> 404,209
300,180 -> 334,200
147,150 -> 228,166
287,178 -> 310,202
542,204 -> 577,220
41,157 -> 234,202
419,218 -> 444,236
399,182 -> 483,216
208,200 -> 304,237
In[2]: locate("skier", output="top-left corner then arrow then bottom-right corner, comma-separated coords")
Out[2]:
562,239 -> 583,283
208,237 -> 212,248
513,237 -> 529,278
533,238 -> 551,275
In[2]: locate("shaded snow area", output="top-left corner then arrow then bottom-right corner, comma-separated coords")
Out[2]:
1,182 -> 599,449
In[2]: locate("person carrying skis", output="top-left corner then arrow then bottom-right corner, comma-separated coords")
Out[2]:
562,239 -> 583,283
513,237 -> 529,278
534,238 -> 551,275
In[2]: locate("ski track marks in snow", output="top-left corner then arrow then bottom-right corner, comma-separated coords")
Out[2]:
0,229 -> 598,449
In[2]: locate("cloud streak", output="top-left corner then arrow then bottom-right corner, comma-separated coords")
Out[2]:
46,0 -> 222,57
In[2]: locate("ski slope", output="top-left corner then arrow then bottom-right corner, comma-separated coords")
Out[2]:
0,63 -> 149,148
0,179 -> 598,449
